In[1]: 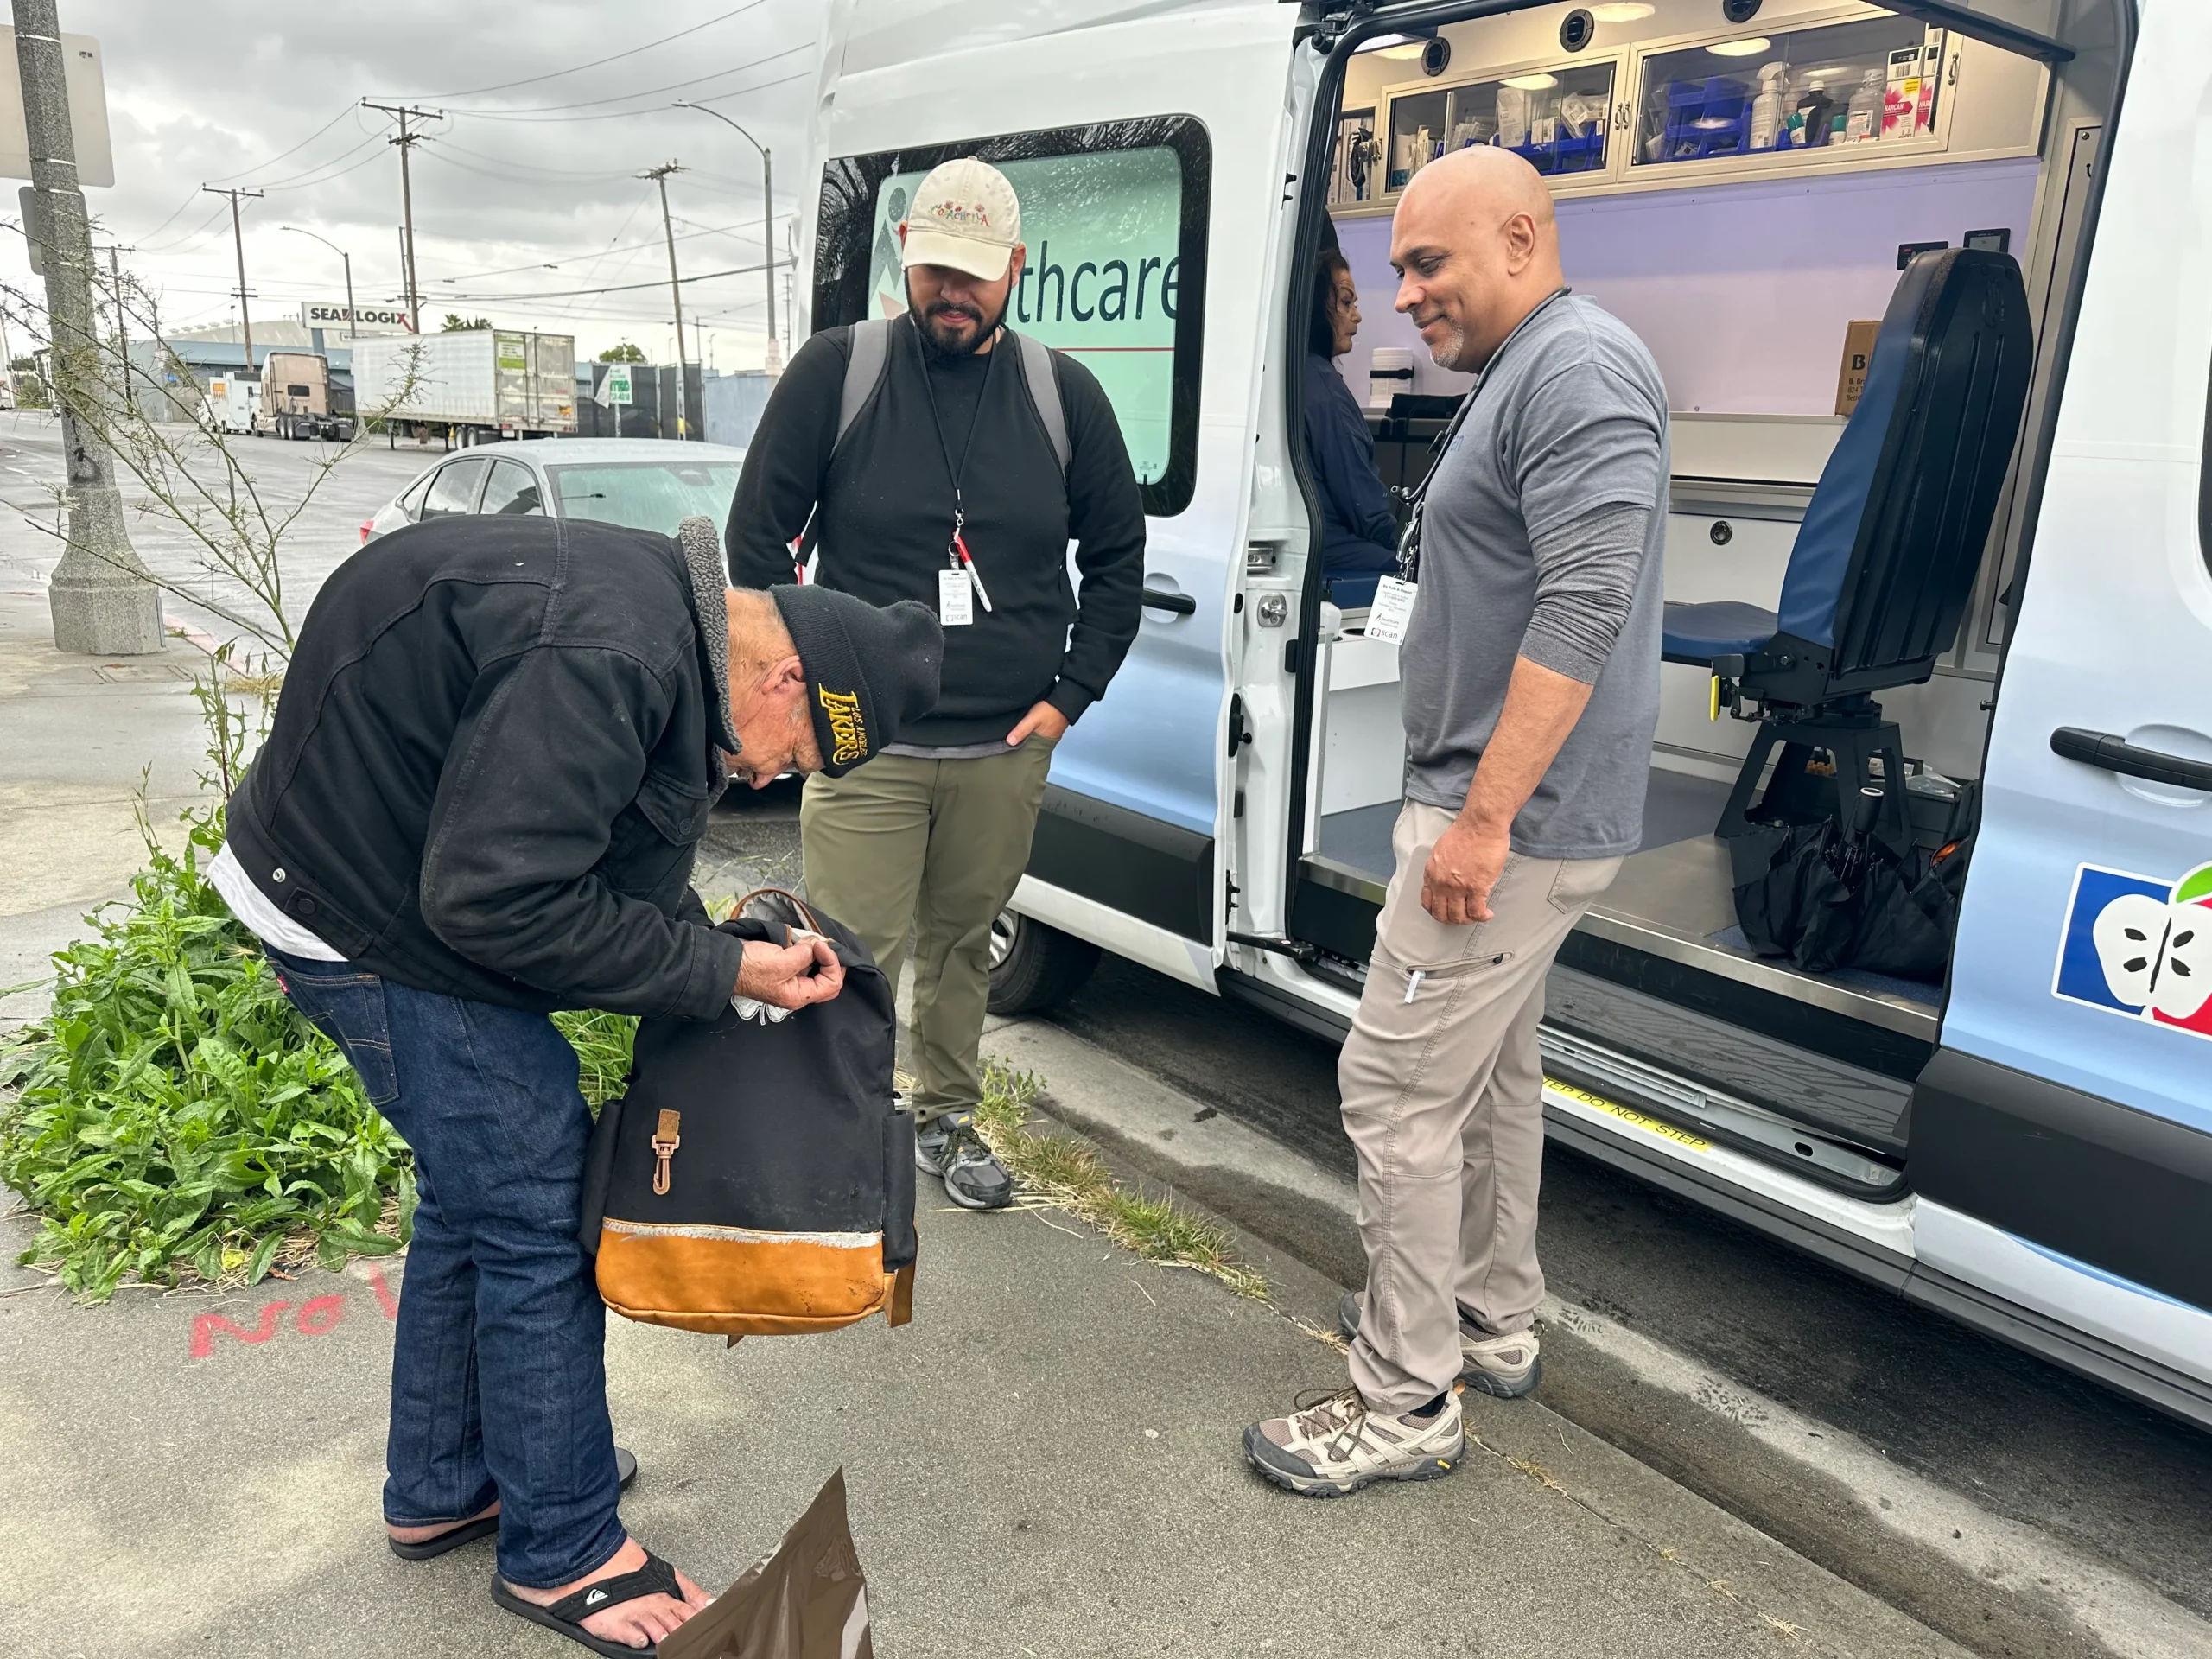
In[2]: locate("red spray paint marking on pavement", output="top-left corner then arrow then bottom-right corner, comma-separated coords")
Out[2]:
190,1300 -> 291,1359
296,1294 -> 346,1335
368,1267 -> 400,1320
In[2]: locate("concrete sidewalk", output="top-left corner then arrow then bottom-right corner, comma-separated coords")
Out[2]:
0,493 -> 1968,1657
0,1171 -> 1966,1659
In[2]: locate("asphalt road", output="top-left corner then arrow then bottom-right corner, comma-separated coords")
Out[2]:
0,409 -> 447,651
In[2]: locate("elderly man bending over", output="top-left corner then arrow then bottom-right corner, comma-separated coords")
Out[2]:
1246,146 -> 1668,1497
211,512 -> 940,1650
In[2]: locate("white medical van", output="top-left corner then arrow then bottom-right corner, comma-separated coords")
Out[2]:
798,0 -> 2212,1430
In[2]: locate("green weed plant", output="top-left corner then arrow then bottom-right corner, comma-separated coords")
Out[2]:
0,794 -> 413,1300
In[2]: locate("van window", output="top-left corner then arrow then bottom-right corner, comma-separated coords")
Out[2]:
816,117 -> 1211,516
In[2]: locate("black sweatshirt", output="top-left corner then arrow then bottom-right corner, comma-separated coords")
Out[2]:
726,316 -> 1146,747
225,516 -> 745,1020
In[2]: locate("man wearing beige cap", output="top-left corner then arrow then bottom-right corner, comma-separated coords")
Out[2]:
729,156 -> 1146,1211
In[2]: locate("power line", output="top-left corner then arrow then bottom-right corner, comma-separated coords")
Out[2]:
437,47 -> 809,118
205,104 -> 359,185
430,215 -> 766,282
442,69 -> 810,125
435,257 -> 773,304
395,4 -> 766,101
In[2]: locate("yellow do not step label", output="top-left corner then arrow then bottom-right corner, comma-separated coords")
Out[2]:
1546,1077 -> 1711,1153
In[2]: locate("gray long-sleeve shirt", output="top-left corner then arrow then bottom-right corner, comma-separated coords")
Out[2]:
1398,294 -> 1668,859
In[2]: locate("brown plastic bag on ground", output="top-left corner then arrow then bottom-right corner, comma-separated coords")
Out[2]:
658,1468 -> 873,1659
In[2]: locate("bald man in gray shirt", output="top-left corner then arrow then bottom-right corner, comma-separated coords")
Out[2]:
1246,148 -> 1666,1499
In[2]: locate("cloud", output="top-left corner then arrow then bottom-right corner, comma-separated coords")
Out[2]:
23,1 -> 821,365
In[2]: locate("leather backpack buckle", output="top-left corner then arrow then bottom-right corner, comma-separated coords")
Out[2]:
651,1109 -> 682,1196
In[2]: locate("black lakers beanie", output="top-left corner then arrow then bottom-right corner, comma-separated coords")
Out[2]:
770,584 -> 943,776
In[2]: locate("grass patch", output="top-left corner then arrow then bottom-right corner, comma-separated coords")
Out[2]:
970,1060 -> 1268,1301
554,1009 -> 637,1110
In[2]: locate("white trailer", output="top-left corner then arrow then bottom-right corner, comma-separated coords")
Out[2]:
201,372 -> 260,436
352,328 -> 577,449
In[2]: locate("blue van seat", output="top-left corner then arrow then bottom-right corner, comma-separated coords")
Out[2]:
1661,599 -> 1778,662
1666,248 -> 2032,842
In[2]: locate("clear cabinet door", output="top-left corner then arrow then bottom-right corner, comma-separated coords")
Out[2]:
1385,60 -> 1617,191
1632,16 -> 1947,170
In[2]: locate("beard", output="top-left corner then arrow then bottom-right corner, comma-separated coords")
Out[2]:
1421,316 -> 1468,372
910,277 -> 1005,359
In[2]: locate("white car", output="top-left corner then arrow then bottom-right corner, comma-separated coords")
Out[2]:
359,438 -> 751,546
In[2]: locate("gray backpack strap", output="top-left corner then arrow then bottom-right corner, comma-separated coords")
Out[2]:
800,320 -> 896,564
1012,330 -> 1071,475
832,318 -> 895,460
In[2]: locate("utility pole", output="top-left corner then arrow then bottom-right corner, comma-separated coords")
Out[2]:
673,101 -> 778,371
362,101 -> 437,333
15,0 -> 161,654
201,186 -> 262,369
642,162 -> 689,437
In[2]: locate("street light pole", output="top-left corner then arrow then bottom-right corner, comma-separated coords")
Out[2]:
672,101 -> 779,371
283,226 -> 355,338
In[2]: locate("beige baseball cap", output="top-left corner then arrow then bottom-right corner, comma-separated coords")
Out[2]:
901,157 -> 1022,283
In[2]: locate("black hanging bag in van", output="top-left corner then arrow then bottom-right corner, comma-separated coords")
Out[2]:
1729,792 -> 1977,985
581,890 -> 917,1338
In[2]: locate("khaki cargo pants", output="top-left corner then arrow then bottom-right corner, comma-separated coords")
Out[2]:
799,737 -> 1056,1128
1342,799 -> 1621,1413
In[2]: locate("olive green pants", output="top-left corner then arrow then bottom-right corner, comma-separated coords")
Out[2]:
799,737 -> 1057,1127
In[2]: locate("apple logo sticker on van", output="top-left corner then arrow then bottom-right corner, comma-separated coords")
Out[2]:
2053,861 -> 2212,1038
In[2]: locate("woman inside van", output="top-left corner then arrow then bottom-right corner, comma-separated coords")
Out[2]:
1305,248 -> 1402,609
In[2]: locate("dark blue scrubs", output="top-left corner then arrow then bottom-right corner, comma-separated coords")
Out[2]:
1304,353 -> 1402,607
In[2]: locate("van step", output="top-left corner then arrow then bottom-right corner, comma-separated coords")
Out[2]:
1540,1026 -> 1904,1199
1545,964 -> 1911,1154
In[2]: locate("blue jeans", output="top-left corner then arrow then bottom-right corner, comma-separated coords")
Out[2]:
269,948 -> 625,1589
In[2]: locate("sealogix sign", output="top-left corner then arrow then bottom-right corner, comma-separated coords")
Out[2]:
299,302 -> 413,334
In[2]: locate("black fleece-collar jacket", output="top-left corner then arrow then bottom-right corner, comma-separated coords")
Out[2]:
224,514 -> 747,1020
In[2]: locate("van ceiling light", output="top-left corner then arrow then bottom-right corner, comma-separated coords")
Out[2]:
1503,73 -> 1560,90
1707,36 -> 1773,57
1359,34 -> 1428,58
1590,3 -> 1656,19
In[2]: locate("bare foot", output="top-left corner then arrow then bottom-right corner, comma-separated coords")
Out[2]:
505,1538 -> 713,1649
388,1497 -> 499,1545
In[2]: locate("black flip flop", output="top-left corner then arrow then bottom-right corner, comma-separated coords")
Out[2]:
491,1548 -> 684,1658
388,1447 -> 639,1560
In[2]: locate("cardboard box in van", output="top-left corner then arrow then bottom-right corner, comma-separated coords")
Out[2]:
1835,319 -> 1881,416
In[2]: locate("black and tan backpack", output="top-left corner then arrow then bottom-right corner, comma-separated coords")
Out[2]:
580,890 -> 916,1338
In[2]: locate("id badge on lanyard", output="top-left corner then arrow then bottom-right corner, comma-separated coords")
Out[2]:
938,517 -> 991,626
1364,575 -> 1419,646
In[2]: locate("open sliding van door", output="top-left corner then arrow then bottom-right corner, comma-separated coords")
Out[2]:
1910,0 -> 2212,1417
807,2 -> 1303,991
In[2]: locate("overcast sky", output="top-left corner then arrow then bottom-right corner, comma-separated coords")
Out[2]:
22,1 -> 828,366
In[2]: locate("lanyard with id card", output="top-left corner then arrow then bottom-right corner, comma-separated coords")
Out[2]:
1376,288 -> 1573,647
918,327 -> 996,627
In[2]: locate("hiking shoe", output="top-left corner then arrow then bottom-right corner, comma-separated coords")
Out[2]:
916,1110 -> 1013,1211
1243,1385 -> 1465,1498
1338,1288 -> 1543,1399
